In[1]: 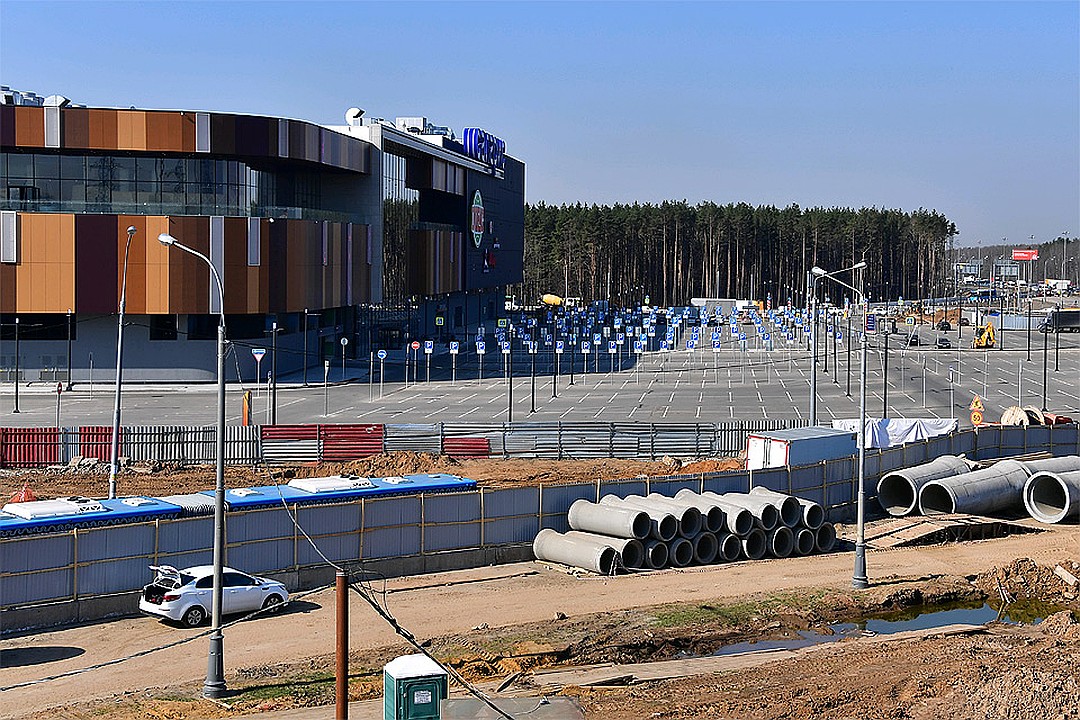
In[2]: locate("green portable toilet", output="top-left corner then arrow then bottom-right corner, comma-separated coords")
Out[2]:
384,654 -> 448,720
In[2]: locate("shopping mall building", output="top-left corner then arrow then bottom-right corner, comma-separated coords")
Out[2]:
0,88 -> 524,382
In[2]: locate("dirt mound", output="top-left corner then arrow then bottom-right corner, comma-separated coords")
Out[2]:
952,666 -> 1080,720
680,457 -> 744,473
321,452 -> 453,478
1040,610 -> 1080,640
975,557 -> 1080,607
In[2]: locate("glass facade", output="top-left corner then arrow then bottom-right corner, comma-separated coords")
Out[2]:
0,151 -> 357,222
382,151 -> 419,305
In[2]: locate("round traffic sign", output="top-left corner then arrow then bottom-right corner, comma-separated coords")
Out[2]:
341,337 -> 349,346
377,350 -> 387,360
410,340 -> 420,350
970,410 -> 983,426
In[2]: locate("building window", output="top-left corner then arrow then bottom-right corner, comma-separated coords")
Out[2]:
149,314 -> 178,341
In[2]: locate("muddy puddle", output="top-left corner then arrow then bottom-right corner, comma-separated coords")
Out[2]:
706,599 -> 1066,658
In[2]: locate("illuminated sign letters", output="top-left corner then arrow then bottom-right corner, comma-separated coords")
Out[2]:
471,190 -> 485,247
462,127 -> 506,170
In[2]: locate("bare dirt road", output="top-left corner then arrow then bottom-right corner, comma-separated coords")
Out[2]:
4,525 -> 1079,720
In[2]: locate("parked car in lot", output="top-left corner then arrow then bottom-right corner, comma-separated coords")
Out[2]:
936,336 -> 952,349
139,565 -> 288,627
937,320 -> 952,331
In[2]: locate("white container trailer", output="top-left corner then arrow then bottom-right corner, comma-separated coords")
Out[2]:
746,426 -> 857,470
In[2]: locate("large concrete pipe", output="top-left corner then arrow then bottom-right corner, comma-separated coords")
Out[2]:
918,459 -> 1029,516
640,494 -> 703,538
660,492 -> 726,533
815,522 -> 837,553
1023,470 -> 1080,524
766,526 -> 794,558
676,489 -> 753,536
599,495 -> 678,541
692,531 -> 718,564
794,528 -> 816,556
876,455 -> 972,516
533,529 -> 617,574
565,531 -> 645,570
747,487 -> 803,528
741,527 -> 767,560
568,499 -> 651,540
643,540 -> 669,569
1021,456 -> 1080,475
716,532 -> 743,562
713,492 -> 780,531
668,537 -> 694,567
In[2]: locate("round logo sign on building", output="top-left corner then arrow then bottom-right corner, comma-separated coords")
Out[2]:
471,190 -> 484,247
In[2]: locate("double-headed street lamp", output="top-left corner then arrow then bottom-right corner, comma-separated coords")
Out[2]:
158,232 -> 229,698
109,226 -> 137,499
812,263 -> 870,590
809,262 -> 867,426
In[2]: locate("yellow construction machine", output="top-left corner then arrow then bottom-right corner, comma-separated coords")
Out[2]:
972,321 -> 996,349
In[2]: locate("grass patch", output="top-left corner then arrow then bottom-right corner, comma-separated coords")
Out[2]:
649,588 -> 838,629
230,672 -> 336,705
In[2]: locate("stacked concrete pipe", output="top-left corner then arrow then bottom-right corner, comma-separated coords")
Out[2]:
648,493 -> 718,534
711,492 -> 780,531
533,529 -> 618,575
634,494 -> 704,538
1023,471 -> 1080,524
565,531 -> 645,570
794,527 -> 817,555
918,460 -> 1030,516
568,499 -> 650,540
598,495 -> 678,541
749,486 -> 821,528
675,489 -> 753,536
876,455 -> 972,517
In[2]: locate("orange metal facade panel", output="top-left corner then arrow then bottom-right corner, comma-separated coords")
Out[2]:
89,109 -> 119,150
144,111 -> 194,153
115,110 -> 147,151
118,216 -> 148,313
13,107 -> 45,147
62,108 -> 89,148
13,214 -> 75,312
139,216 -> 172,314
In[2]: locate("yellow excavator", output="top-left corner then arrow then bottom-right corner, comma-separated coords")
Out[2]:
972,321 -> 996,349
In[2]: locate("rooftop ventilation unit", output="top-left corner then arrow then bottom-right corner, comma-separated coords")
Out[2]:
288,475 -> 376,493
1,496 -> 107,520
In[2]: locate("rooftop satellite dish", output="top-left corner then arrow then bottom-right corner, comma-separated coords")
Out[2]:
345,107 -> 365,126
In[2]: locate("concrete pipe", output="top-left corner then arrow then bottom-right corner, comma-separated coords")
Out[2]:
642,494 -> 704,538
1023,470 -> 1080,524
532,529 -> 617,575
599,495 -> 678,541
713,492 -> 780,531
748,487 -> 803,528
876,455 -> 972,516
918,459 -> 1029,516
568,499 -> 651,540
815,522 -> 837,553
661,492 -> 726,534
796,498 -> 825,530
565,531 -> 645,570
716,532 -> 743,562
692,531 -> 718,564
643,540 -> 670,569
668,537 -> 694,567
1021,456 -> 1080,475
741,527 -> 767,560
767,526 -> 794,558
676,489 -> 753,536
794,528 -> 816,556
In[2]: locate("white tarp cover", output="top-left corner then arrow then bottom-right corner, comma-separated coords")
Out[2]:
831,418 -> 958,449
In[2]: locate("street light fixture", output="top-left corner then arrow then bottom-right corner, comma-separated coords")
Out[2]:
809,262 -> 867,426
813,263 -> 870,590
158,232 -> 229,698
108,226 -> 137,499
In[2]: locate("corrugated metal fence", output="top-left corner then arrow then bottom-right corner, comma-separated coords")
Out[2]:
3,424 -> 1077,619
0,420 -> 805,468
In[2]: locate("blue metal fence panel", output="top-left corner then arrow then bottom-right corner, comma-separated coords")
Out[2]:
155,549 -> 213,569
540,484 -> 595,514
424,493 -> 481,524
484,516 -> 538,545
77,556 -> 149,596
481,487 -> 537,518
424,522 -> 482,553
227,538 -> 294,574
76,524 -> 155,562
1,534 -> 73,572
749,468 -> 789,493
157,517 -> 213,553
363,526 -> 421,559
3,568 -> 72,605
297,503 -> 362,536
701,472 -> 749,495
649,476 -> 701,497
789,465 -> 825,492
227,507 -> 296,544
363,496 -> 421,529
298,532 -> 360,566
598,480 -> 647,499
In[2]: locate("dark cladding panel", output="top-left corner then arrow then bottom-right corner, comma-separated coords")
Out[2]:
267,218 -> 289,312
233,115 -> 274,157
463,156 -> 524,291
209,113 -> 237,155
74,215 -> 119,313
0,105 -> 14,147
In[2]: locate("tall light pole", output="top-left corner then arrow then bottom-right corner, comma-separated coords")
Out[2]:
108,226 -> 136,499
158,232 -> 228,699
814,265 -> 870,589
810,262 -> 867,425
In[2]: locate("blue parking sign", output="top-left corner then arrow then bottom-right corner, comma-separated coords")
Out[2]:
476,341 -> 486,354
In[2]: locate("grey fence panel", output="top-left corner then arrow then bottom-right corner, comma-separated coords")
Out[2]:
226,425 -> 261,463
610,426 -> 646,458
750,468 -> 790,493
1025,426 -> 1051,454
973,426 -> 1001,460
540,483 -> 595,514
649,476 -> 703,497
715,419 -> 807,455
363,496 -> 422,529
599,479 -> 647,499
362,526 -> 421,559
1050,424 -> 1080,455
157,517 -> 213,554
262,438 -> 320,464
77,556 -> 150,596
155,549 -> 213,569
424,493 -> 481,524
790,464 -> 827,493
483,517 -> 537,545
503,430 -> 541,456
61,427 -> 79,464
481,487 -> 538,519
298,503 -> 363,536
424,521 -> 482,553
556,425 -> 615,459
124,426 -> 213,464
298,532 -> 360,566
702,471 -> 750,495
76,524 -> 156,562
2,568 -> 73,605
227,538 -> 294,574
652,424 -> 712,457
384,424 -> 442,453
0,534 -> 73,572
998,426 -> 1028,457
227,507 -> 296,544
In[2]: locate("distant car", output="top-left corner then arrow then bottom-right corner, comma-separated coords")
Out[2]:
936,337 -> 952,349
908,334 -> 921,346
937,320 -> 952,331
139,565 -> 288,627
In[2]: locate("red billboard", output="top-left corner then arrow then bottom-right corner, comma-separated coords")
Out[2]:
1012,249 -> 1039,261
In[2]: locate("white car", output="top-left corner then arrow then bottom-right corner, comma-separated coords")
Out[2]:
139,565 -> 288,627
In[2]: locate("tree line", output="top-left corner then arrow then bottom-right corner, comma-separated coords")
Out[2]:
517,201 -> 959,308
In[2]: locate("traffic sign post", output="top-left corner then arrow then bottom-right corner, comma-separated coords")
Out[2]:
377,349 -> 387,398
476,340 -> 486,384
449,341 -> 459,385
323,360 -> 330,416
251,347 -> 266,417
340,337 -> 349,384
424,340 -> 434,383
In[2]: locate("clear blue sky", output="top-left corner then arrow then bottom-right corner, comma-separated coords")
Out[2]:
2,1 -> 1077,247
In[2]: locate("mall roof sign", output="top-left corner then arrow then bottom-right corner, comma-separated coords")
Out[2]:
462,127 -> 506,170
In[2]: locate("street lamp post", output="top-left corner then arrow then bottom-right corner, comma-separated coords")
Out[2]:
109,226 -> 137,499
813,266 -> 870,589
66,309 -> 73,391
158,232 -> 228,699
12,316 -> 20,413
810,263 -> 867,425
